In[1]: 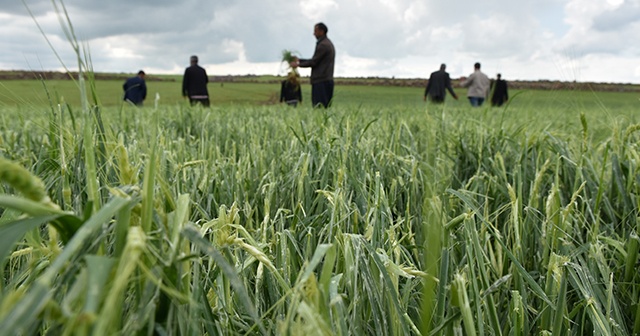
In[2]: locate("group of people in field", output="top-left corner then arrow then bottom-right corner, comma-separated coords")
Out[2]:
122,21 -> 507,108
122,55 -> 213,107
423,62 -> 509,107
122,22 -> 334,108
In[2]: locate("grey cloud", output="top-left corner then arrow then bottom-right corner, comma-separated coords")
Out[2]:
555,1 -> 640,58
8,0 -> 554,63
593,1 -> 640,31
556,30 -> 638,57
0,0 -> 639,82
0,0 -> 49,16
460,14 -> 544,60
3,0 -> 306,65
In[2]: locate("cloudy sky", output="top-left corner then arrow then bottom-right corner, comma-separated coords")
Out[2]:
1,0 -> 639,83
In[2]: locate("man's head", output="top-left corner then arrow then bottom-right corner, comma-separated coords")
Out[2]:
474,62 -> 481,70
440,63 -> 446,71
314,22 -> 328,39
190,55 -> 199,65
137,70 -> 145,78
497,73 -> 502,79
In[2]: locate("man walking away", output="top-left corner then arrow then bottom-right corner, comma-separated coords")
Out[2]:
424,63 -> 458,103
461,62 -> 490,107
490,73 -> 509,107
182,55 -> 210,107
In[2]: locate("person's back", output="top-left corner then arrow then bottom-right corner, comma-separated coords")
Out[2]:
182,55 -> 210,106
465,71 -> 490,97
183,65 -> 208,96
491,74 -> 508,106
123,70 -> 147,106
461,62 -> 490,106
425,64 -> 457,103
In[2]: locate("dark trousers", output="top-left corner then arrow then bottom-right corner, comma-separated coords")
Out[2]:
311,80 -> 334,108
189,98 -> 210,107
491,97 -> 505,107
428,95 -> 445,104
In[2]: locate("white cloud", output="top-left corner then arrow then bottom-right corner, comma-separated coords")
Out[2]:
221,39 -> 247,62
300,0 -> 339,21
556,0 -> 640,58
403,1 -> 427,25
0,0 -> 638,83
340,53 -> 381,76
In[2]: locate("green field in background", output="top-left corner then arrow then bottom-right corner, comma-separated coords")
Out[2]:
1,77 -> 638,111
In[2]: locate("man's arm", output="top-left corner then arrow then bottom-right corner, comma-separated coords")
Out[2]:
298,42 -> 330,68
504,82 -> 509,100
445,76 -> 458,99
425,78 -> 432,100
460,73 -> 474,88
280,81 -> 285,102
182,70 -> 188,96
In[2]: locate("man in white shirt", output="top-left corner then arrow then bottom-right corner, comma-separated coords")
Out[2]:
461,62 -> 490,107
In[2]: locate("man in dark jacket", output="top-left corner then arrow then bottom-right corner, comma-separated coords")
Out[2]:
424,64 -> 458,103
123,70 -> 147,106
290,22 -> 335,108
490,73 -> 509,107
182,55 -> 210,107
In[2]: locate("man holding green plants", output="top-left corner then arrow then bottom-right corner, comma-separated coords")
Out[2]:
290,22 -> 335,108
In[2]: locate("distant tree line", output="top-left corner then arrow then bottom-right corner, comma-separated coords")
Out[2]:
1,70 -> 638,92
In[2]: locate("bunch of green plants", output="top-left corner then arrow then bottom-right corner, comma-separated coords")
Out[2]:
282,49 -> 300,77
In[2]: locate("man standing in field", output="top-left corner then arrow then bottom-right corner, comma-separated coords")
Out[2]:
182,55 -> 210,107
461,62 -> 490,107
123,70 -> 147,106
290,22 -> 335,108
490,73 -> 509,107
424,64 -> 458,103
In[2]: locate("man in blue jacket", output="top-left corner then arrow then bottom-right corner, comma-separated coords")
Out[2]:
123,70 -> 147,106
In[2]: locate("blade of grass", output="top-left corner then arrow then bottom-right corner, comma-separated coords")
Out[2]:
181,224 -> 266,334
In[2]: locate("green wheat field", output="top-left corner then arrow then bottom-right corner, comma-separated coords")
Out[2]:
1,7 -> 640,335
1,71 -> 639,335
